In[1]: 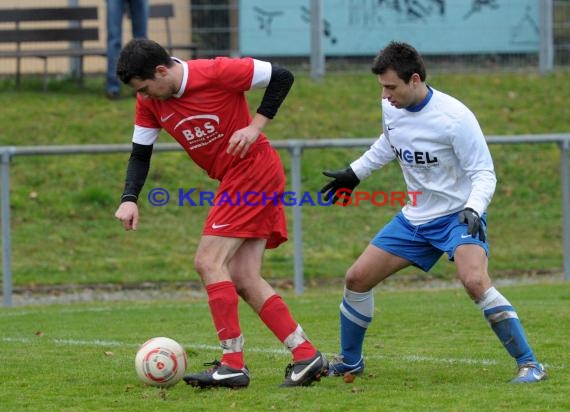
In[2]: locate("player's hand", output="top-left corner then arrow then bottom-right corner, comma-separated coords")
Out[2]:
115,201 -> 139,231
457,208 -> 485,242
320,167 -> 360,204
227,125 -> 261,158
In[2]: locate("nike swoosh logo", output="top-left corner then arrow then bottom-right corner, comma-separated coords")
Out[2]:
387,126 -> 395,130
290,357 -> 321,382
532,370 -> 543,380
212,371 -> 245,380
461,234 -> 472,238
212,223 -> 230,229
160,113 -> 175,122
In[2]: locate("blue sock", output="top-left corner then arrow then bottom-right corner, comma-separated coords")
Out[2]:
477,287 -> 537,365
339,288 -> 373,365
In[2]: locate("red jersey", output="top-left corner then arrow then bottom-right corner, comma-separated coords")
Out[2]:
131,57 -> 288,248
133,57 -> 271,181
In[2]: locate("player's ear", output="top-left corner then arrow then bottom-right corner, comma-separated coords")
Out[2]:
409,73 -> 421,87
155,65 -> 169,78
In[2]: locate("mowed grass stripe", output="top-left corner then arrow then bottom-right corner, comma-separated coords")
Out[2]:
1,335 -> 507,367
1,283 -> 567,411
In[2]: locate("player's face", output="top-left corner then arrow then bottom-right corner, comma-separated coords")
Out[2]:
377,69 -> 421,109
130,66 -> 176,100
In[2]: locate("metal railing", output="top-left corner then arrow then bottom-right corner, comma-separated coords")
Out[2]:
2,134 -> 570,306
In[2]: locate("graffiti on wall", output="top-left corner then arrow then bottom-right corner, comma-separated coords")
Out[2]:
240,0 -> 539,56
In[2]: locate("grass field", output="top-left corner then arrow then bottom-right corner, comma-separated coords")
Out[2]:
1,62 -> 569,412
1,71 -> 569,288
1,282 -> 569,411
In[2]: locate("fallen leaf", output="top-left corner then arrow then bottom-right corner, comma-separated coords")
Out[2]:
343,372 -> 355,383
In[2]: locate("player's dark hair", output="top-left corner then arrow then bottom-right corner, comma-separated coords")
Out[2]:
116,39 -> 174,84
371,41 -> 427,83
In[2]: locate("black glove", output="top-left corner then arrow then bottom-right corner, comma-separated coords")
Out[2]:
458,208 -> 486,242
320,167 -> 360,204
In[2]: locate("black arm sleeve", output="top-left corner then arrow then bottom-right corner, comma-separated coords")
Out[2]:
120,142 -> 153,203
256,65 -> 294,119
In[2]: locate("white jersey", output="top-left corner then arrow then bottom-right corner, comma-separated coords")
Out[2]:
351,87 -> 496,226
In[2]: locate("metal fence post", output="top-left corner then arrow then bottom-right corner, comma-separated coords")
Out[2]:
310,0 -> 325,81
539,0 -> 554,74
561,139 -> 570,280
1,148 -> 14,307
289,144 -> 304,295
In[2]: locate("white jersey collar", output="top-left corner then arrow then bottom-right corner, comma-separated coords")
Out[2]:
171,57 -> 188,98
406,85 -> 433,112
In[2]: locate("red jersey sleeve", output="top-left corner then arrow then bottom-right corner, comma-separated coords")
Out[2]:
207,57 -> 254,92
135,94 -> 161,129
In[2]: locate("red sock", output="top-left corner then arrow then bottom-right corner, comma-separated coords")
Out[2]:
258,294 -> 316,362
206,281 -> 244,369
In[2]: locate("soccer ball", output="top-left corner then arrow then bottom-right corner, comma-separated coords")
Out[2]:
135,337 -> 187,387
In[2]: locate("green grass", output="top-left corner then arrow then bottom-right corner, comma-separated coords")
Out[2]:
1,282 -> 569,411
0,71 -> 569,287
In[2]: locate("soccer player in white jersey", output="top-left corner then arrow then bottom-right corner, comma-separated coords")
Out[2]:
320,41 -> 546,384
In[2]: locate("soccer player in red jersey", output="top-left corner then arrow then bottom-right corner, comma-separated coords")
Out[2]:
113,39 -> 327,388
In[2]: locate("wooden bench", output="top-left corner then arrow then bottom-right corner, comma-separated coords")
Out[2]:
0,7 -> 106,91
149,4 -> 200,59
0,4 -> 199,92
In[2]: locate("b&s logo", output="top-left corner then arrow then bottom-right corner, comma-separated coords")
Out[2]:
174,114 -> 224,149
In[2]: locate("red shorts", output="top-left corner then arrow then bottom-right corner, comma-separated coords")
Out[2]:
202,144 -> 288,249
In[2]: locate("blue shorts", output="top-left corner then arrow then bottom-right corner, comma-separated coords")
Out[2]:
371,211 -> 489,272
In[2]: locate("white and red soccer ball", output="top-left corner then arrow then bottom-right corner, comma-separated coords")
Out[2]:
135,337 -> 187,387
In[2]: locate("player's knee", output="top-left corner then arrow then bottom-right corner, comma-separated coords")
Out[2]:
194,252 -> 217,277
461,276 -> 491,300
345,267 -> 370,292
